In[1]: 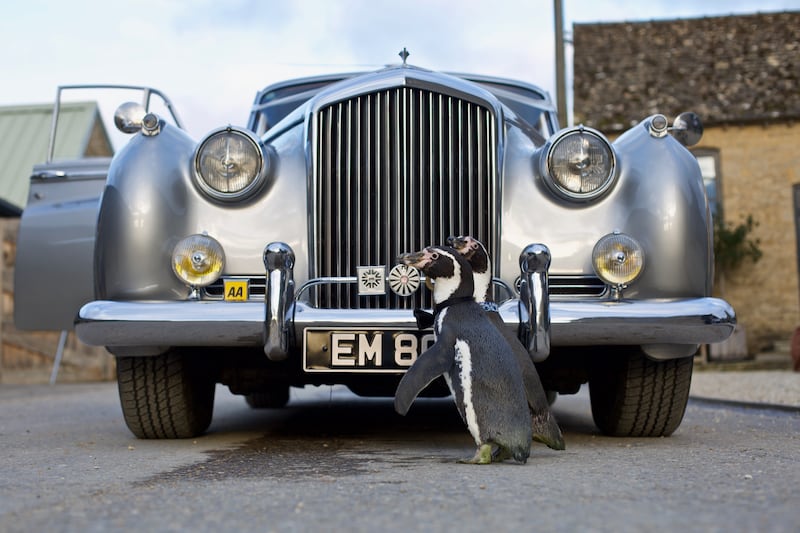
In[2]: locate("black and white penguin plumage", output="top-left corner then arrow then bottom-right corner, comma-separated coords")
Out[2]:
447,235 -> 565,451
394,245 -> 532,464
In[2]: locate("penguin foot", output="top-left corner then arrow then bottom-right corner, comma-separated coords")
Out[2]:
458,444 -> 493,465
492,445 -> 530,464
491,446 -> 513,463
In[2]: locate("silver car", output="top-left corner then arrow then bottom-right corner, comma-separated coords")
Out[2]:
15,60 -> 735,439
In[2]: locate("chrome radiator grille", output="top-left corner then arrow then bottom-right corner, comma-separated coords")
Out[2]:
312,87 -> 497,309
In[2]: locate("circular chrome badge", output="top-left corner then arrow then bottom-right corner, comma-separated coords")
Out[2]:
388,264 -> 421,296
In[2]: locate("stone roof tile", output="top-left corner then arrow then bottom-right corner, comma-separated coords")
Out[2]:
573,11 -> 800,131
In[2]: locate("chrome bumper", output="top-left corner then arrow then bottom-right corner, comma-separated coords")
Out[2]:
75,296 -> 736,354
75,242 -> 736,360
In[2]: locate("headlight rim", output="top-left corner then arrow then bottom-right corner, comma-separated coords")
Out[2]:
542,125 -> 618,203
192,126 -> 269,203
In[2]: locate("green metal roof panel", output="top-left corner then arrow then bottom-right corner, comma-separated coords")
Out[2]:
0,101 -> 111,210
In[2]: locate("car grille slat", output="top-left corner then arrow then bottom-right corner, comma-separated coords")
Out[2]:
548,276 -> 608,297
313,86 -> 497,309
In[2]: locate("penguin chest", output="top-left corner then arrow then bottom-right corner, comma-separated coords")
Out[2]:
446,338 -> 482,445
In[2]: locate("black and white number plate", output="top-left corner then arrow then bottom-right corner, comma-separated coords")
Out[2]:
304,328 -> 435,373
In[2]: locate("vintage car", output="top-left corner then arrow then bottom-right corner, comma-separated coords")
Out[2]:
15,55 -> 735,440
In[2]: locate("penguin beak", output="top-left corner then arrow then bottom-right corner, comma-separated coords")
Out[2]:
448,236 -> 473,257
398,249 -> 432,269
398,250 -> 425,268
448,235 -> 466,251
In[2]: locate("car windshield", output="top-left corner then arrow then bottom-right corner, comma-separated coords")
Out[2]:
248,74 -> 557,137
472,80 -> 556,136
248,78 -> 346,135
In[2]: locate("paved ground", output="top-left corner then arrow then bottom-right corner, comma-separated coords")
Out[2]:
691,370 -> 799,407
1,379 -> 798,532
692,353 -> 799,408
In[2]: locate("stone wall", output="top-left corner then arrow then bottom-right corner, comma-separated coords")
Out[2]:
699,122 -> 800,353
0,219 -> 114,384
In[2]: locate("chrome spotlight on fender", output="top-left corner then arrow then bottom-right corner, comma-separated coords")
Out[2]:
141,113 -> 161,136
670,112 -> 703,146
648,114 -> 669,138
113,102 -> 147,134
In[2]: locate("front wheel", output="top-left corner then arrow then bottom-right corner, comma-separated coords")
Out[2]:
589,349 -> 693,437
116,350 -> 216,439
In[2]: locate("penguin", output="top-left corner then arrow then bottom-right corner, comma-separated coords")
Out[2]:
394,245 -> 532,464
447,235 -> 565,451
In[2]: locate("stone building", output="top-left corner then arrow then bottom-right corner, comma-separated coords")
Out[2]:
572,11 -> 800,354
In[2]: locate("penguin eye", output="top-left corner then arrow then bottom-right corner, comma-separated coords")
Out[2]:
470,242 -> 479,250
430,252 -> 439,260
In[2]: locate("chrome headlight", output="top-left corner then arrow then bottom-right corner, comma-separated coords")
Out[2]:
194,127 -> 268,201
544,126 -> 616,201
172,234 -> 225,287
592,232 -> 644,287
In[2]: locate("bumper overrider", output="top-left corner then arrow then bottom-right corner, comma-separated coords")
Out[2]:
76,242 -> 736,363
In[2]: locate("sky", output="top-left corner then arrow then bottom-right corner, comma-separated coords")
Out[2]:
2,0 -> 799,139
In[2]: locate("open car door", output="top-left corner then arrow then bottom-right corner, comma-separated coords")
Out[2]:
14,85 -> 183,331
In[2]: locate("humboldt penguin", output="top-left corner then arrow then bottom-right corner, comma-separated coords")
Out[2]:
447,235 -> 565,451
394,245 -> 531,464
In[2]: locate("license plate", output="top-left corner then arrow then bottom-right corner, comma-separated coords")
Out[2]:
304,328 -> 436,373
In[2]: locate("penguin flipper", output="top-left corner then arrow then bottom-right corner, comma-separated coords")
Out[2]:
518,354 -> 552,413
394,339 -> 454,415
514,342 -> 565,450
488,311 -> 552,414
519,353 -> 565,450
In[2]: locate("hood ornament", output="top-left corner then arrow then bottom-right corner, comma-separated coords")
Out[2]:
399,47 -> 410,66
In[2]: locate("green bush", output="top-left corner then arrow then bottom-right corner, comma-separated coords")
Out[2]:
713,214 -> 762,274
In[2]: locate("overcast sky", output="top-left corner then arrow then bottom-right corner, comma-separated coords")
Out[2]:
2,0 -> 798,137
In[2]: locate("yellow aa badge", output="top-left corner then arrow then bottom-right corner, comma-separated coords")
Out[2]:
223,279 -> 249,301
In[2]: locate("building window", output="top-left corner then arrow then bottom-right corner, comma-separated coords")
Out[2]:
693,148 -> 721,217
692,148 -> 722,216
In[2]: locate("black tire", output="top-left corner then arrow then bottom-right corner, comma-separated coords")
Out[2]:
245,386 -> 290,409
589,349 -> 693,437
116,351 -> 215,439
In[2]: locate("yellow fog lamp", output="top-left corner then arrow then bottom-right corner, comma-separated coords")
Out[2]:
172,234 -> 225,293
592,232 -> 644,299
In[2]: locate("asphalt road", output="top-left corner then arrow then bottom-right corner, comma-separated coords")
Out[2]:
0,382 -> 797,532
